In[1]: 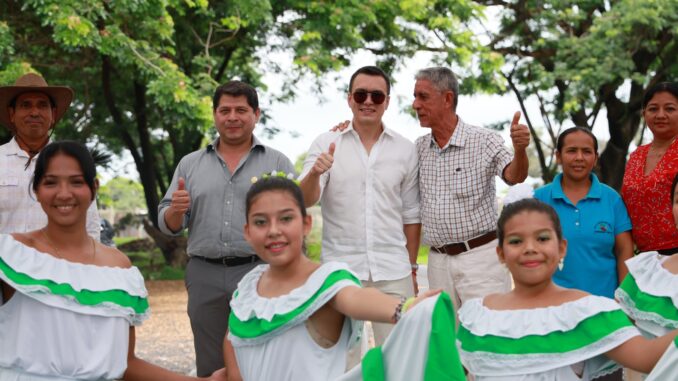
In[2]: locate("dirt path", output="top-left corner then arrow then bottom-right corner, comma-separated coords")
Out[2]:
135,280 -> 196,375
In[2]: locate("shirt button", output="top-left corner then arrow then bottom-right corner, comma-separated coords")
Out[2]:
229,181 -> 233,185
224,221 -> 229,226
575,209 -> 579,213
224,242 -> 229,247
575,222 -> 580,226
227,200 -> 231,205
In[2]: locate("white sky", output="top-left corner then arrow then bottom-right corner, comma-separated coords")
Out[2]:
102,51 -> 625,194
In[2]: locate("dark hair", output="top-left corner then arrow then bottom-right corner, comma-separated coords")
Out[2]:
348,66 -> 391,95
671,173 -> 678,204
32,141 -> 97,200
642,82 -> 678,109
497,198 -> 563,246
245,176 -> 307,221
415,67 -> 459,110
556,126 -> 598,154
212,80 -> 259,111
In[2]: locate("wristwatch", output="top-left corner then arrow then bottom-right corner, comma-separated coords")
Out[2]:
411,263 -> 419,272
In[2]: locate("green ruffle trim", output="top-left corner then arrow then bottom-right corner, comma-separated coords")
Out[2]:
0,257 -> 149,314
362,293 -> 465,381
619,273 -> 678,321
459,309 -> 632,355
229,269 -> 360,339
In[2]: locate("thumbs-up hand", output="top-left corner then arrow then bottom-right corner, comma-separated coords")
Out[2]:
509,111 -> 530,151
170,177 -> 191,215
311,143 -> 335,176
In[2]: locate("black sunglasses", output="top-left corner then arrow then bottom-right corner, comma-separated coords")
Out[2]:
352,90 -> 387,105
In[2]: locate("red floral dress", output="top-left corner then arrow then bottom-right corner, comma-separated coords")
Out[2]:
621,138 -> 678,252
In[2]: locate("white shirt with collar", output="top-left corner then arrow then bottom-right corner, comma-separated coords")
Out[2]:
0,138 -> 101,239
300,123 -> 420,282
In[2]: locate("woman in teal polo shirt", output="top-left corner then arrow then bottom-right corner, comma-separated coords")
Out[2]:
534,127 -> 634,298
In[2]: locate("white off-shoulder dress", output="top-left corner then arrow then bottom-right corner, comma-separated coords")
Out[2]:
457,295 -> 640,380
0,234 -> 149,381
615,252 -> 678,380
228,261 -> 465,381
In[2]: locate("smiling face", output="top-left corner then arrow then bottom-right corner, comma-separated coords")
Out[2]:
556,130 -> 598,183
643,91 -> 678,141
412,79 -> 454,130
244,190 -> 312,267
8,92 -> 55,145
35,153 -> 95,227
497,210 -> 567,288
213,94 -> 260,147
348,74 -> 390,126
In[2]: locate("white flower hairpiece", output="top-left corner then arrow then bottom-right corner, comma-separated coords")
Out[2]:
251,171 -> 299,185
502,183 -> 534,206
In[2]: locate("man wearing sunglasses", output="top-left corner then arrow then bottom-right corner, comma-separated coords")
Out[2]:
299,66 -> 420,351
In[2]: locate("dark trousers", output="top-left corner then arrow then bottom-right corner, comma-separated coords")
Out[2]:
185,257 -> 260,376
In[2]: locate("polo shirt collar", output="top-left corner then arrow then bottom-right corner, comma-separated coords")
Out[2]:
551,173 -> 603,201
428,116 -> 466,149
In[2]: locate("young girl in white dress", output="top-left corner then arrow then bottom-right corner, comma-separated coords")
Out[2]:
456,196 -> 678,380
0,141 -> 224,381
224,175 -> 465,381
615,174 -> 678,380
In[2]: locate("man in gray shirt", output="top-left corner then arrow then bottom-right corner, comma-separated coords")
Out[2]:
158,81 -> 294,376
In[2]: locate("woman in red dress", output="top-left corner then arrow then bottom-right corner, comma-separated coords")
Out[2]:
621,82 -> 678,254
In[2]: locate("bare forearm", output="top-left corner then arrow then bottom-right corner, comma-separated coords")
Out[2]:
615,232 -> 634,284
125,357 -> 203,381
223,335 -> 242,381
332,287 -> 399,323
503,149 -> 529,184
299,173 -> 321,207
607,330 -> 678,373
404,224 -> 421,265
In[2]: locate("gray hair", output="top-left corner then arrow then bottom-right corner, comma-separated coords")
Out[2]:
415,67 -> 459,110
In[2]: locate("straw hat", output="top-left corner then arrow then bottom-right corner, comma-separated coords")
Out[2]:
0,73 -> 74,130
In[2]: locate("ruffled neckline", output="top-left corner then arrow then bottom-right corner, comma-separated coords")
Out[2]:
231,261 -> 358,322
459,295 -> 621,338
626,251 -> 678,306
0,234 -> 147,296
0,234 -> 149,324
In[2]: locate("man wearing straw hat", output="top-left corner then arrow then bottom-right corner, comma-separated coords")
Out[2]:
0,73 -> 100,238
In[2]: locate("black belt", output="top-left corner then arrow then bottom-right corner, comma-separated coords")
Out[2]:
431,230 -> 497,256
658,247 -> 678,256
192,255 -> 260,266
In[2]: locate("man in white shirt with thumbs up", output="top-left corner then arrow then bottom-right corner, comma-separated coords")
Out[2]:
299,66 -> 421,349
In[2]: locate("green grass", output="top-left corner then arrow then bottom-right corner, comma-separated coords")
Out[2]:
122,247 -> 185,281
113,236 -> 138,246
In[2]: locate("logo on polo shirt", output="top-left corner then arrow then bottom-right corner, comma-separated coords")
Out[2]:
594,221 -> 613,234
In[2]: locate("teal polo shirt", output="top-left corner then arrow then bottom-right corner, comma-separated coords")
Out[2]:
534,173 -> 632,298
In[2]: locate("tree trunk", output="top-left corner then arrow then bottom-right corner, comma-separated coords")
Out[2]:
143,219 -> 188,268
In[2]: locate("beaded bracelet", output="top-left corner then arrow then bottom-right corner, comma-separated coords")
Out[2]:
391,297 -> 407,323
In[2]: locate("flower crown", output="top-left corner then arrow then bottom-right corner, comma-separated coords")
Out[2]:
251,171 -> 300,185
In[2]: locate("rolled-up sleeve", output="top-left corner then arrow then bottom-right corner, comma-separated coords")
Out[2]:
401,145 -> 420,225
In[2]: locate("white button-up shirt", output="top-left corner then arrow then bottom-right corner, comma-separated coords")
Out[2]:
0,138 -> 101,238
300,124 -> 420,281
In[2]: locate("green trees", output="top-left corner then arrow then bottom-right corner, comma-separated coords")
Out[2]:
2,0 -> 675,263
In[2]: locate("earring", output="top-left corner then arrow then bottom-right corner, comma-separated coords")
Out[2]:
558,258 -> 564,271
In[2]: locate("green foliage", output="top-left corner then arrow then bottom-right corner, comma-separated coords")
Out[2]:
98,177 -> 145,212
